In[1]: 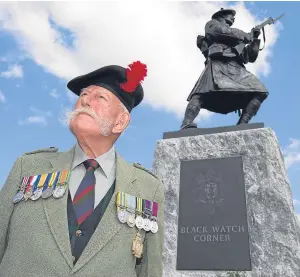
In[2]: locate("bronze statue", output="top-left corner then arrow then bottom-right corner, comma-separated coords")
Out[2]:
180,8 -> 284,129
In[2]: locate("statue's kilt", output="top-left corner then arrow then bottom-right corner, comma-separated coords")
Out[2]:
187,58 -> 268,114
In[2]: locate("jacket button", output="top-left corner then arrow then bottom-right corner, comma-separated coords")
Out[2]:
76,229 -> 82,237
72,256 -> 76,262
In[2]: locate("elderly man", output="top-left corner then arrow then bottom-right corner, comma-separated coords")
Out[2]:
0,62 -> 164,277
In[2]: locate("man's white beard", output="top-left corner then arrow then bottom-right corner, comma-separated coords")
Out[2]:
61,107 -> 114,137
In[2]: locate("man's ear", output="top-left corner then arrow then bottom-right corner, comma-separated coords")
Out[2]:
112,112 -> 130,134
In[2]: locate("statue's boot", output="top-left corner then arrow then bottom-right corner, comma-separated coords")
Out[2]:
180,103 -> 200,130
237,98 -> 262,125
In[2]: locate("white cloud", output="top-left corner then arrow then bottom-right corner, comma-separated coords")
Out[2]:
0,90 -> 6,103
0,64 -> 23,78
19,106 -> 52,127
50,88 -> 59,99
283,138 -> 300,169
19,116 -> 47,126
0,2 -> 281,120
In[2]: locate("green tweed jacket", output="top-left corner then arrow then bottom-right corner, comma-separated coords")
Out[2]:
0,146 -> 164,277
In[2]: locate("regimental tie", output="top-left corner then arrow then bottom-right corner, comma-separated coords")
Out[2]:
72,159 -> 100,225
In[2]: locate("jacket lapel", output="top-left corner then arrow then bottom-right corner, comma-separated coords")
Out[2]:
71,152 -> 140,274
42,146 -> 76,269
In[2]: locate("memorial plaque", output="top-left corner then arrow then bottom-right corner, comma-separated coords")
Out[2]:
177,156 -> 251,271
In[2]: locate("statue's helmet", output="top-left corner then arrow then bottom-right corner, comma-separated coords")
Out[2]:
211,8 -> 236,20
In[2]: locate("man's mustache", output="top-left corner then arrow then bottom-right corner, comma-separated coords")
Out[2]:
71,107 -> 99,121
60,107 -> 100,126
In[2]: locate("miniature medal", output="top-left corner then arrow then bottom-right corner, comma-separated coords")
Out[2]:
126,194 -> 136,228
53,170 -> 70,198
135,196 -> 144,230
150,201 -> 159,234
143,218 -> 151,232
142,199 -> 152,232
31,173 -> 48,201
116,192 -> 127,223
132,231 -> 143,258
23,176 -> 36,201
42,172 -> 59,199
28,175 -> 41,201
12,176 -> 30,204
40,173 -> 52,198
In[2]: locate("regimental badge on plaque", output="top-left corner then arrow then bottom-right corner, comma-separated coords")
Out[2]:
12,170 -> 70,204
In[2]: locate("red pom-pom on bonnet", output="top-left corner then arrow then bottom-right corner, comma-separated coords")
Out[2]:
120,61 -> 147,93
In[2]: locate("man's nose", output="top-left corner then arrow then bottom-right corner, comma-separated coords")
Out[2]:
81,93 -> 91,107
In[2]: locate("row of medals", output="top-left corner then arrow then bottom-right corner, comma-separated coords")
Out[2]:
117,207 -> 158,234
12,170 -> 69,204
118,201 -> 158,258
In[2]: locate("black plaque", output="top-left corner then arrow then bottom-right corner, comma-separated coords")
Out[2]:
177,156 -> 251,271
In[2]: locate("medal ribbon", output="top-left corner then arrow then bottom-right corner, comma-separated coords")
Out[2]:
116,191 -> 126,212
52,172 -> 60,189
38,173 -> 51,190
152,201 -> 158,219
65,170 -> 71,184
25,176 -> 35,193
136,196 -> 143,215
47,172 -> 57,188
127,194 -> 136,213
143,199 -> 153,218
20,176 -> 30,192
32,175 -> 41,192
58,170 -> 70,185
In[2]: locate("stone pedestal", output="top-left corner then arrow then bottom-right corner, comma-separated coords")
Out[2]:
152,126 -> 300,277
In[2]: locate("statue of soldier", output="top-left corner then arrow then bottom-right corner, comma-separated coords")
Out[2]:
180,8 -> 269,129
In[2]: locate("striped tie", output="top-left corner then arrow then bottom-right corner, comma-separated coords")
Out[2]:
72,159 -> 99,225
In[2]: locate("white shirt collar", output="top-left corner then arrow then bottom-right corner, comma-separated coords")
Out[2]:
72,143 -> 116,178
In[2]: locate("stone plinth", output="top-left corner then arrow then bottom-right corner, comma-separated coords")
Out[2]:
152,127 -> 300,277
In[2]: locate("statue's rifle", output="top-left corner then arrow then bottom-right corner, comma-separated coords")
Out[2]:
251,13 -> 285,50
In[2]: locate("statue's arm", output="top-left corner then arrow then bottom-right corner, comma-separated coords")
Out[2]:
205,20 -> 252,44
242,38 -> 261,63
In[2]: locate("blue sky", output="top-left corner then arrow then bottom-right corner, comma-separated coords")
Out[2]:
0,1 -> 299,214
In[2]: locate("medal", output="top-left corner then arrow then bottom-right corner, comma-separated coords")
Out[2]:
40,173 -> 52,197
150,201 -> 159,234
132,231 -> 143,258
28,175 -> 41,201
126,194 -> 136,228
143,199 -> 152,232
31,173 -> 48,201
12,176 -> 30,204
116,192 -> 127,223
135,196 -> 144,230
42,172 -> 59,199
53,170 -> 70,199
23,176 -> 37,201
